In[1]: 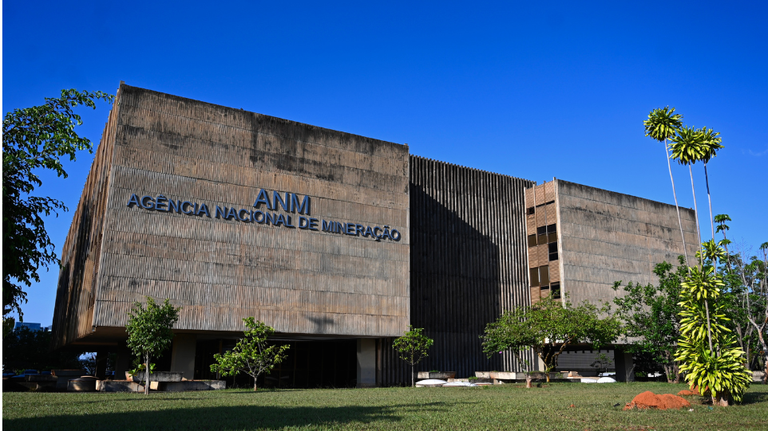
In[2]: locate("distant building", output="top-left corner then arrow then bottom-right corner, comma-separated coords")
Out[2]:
52,83 -> 695,386
14,322 -> 48,332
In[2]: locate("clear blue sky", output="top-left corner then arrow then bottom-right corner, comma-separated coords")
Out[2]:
4,1 -> 767,325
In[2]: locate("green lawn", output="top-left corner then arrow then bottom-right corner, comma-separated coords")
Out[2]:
3,382 -> 767,430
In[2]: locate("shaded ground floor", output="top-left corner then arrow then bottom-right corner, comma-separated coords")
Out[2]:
81,332 -> 386,389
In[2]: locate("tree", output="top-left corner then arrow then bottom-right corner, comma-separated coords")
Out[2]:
210,317 -> 290,391
715,215 -> 767,381
644,107 -> 689,266
481,296 -> 621,382
3,89 -> 113,319
392,326 -> 434,387
669,126 -> 706,262
675,261 -> 752,406
3,326 -> 82,372
126,297 -> 181,395
612,259 -> 687,383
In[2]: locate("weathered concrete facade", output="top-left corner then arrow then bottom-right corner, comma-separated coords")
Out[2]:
525,179 -> 699,306
53,84 -> 410,353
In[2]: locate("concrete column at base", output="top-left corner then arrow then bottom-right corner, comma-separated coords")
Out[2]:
170,334 -> 197,381
614,349 -> 634,382
357,338 -> 376,388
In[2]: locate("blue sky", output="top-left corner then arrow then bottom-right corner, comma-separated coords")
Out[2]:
4,1 -> 767,325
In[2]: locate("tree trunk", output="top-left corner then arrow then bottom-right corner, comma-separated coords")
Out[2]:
253,381 -> 258,391
664,140 -> 690,266
688,165 -> 703,267
526,374 -> 532,388
144,353 -> 150,396
714,390 -> 733,407
704,163 -> 715,241
704,300 -> 714,353
411,364 -> 415,387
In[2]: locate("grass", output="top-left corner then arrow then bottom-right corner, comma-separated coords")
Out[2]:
3,382 -> 768,430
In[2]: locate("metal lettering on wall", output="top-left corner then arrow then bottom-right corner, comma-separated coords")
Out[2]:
125,189 -> 401,242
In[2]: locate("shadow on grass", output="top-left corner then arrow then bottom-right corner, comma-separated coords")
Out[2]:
742,386 -> 768,404
4,401 -> 454,431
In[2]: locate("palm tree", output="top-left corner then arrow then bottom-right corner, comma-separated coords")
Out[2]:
697,127 -> 724,240
669,126 -> 705,267
644,107 -> 688,265
670,126 -> 719,353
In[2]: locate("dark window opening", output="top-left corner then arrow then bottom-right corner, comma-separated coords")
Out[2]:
548,242 -> 558,261
528,234 -> 537,247
527,207 -> 535,215
551,283 -> 561,299
546,224 -> 556,234
530,267 -> 540,287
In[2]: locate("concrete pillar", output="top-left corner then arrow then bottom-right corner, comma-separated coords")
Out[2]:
614,349 -> 634,382
357,338 -> 376,387
170,334 -> 197,381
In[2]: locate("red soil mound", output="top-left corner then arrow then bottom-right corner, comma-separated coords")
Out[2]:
623,391 -> 691,410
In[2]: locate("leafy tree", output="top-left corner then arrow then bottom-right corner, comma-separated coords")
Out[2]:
715,215 -> 767,381
675,244 -> 752,406
669,126 -> 706,261
3,89 -> 113,319
644,107 -> 689,265
392,325 -> 434,387
481,296 -> 621,382
210,317 -> 290,391
669,123 -> 725,356
612,259 -> 687,383
126,297 -> 181,395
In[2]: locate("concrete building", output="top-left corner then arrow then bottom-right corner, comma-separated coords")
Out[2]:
52,83 -> 696,386
525,180 -> 698,306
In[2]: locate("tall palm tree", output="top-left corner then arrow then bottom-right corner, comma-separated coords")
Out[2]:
697,127 -> 724,241
670,126 -> 717,353
669,126 -> 705,267
644,107 -> 688,265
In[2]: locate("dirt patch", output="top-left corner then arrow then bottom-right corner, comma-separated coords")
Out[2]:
623,391 -> 691,410
678,386 -> 702,396
677,385 -> 711,397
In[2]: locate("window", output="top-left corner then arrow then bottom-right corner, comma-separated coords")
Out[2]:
539,265 -> 549,285
530,267 -> 540,287
547,224 -> 557,243
548,242 -> 558,261
528,224 -> 558,260
527,207 -> 535,215
551,283 -> 561,299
